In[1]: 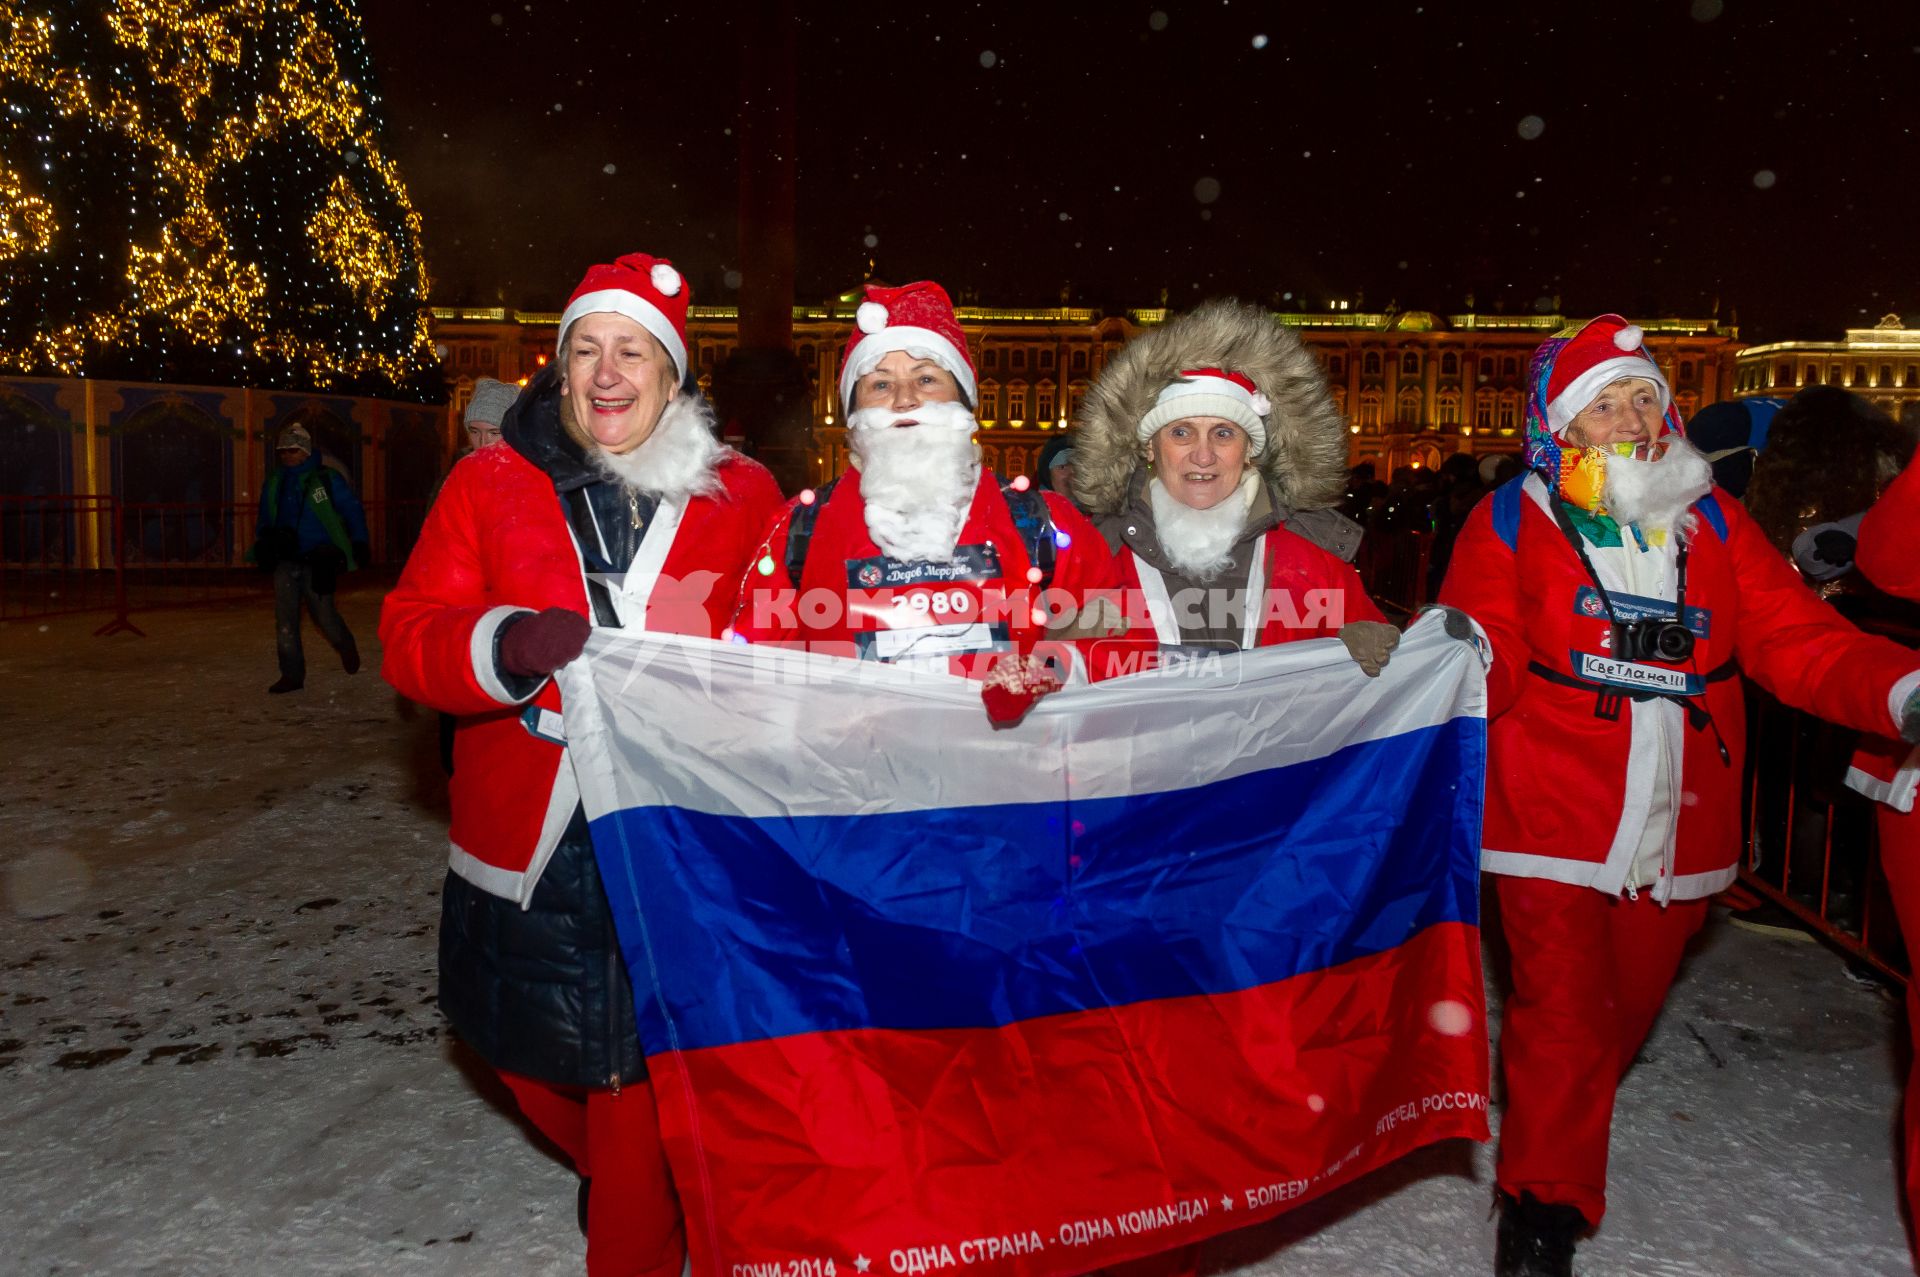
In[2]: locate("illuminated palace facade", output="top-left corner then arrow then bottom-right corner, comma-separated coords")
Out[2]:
431,303 -> 1742,484
1732,314 -> 1920,419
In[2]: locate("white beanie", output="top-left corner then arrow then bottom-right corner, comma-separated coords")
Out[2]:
1137,368 -> 1271,456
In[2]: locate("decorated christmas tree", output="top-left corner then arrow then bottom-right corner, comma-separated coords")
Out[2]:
0,0 -> 434,397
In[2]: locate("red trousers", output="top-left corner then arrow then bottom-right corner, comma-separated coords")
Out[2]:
498,1069 -> 685,1277
1878,806 -> 1920,1264
1492,875 -> 1709,1226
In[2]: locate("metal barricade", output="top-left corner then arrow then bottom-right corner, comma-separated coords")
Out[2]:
1739,618 -> 1920,984
0,494 -> 119,623
117,501 -> 266,617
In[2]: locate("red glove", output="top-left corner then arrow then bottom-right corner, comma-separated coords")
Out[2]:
981,651 -> 1065,728
498,607 -> 591,678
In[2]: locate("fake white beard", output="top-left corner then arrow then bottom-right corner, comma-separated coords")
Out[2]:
1604,435 -> 1713,536
1148,470 -> 1258,579
848,400 -> 980,562
588,394 -> 728,504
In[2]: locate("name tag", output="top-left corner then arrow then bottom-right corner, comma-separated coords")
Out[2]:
1572,653 -> 1702,696
520,704 -> 567,745
1572,585 -> 1710,637
846,544 -> 1001,590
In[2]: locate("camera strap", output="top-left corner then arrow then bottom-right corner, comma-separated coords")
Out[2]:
1547,499 -> 1690,627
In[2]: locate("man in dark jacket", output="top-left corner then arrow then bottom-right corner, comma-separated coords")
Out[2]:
253,425 -> 370,694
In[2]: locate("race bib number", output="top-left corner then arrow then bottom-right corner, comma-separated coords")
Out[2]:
845,545 -> 1012,665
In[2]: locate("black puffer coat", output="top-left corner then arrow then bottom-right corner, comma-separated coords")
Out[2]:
433,369 -> 656,1089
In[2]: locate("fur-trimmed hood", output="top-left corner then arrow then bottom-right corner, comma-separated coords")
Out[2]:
1071,299 -> 1350,519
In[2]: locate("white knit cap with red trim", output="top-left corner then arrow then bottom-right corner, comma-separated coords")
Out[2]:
1545,313 -> 1670,435
1136,368 -> 1272,456
838,280 -> 977,409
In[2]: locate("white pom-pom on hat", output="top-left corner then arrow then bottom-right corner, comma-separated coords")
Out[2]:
1251,391 -> 1272,417
1613,324 -> 1644,351
650,263 -> 682,296
856,301 -> 889,334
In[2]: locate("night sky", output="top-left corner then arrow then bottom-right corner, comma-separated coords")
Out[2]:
363,1 -> 1920,342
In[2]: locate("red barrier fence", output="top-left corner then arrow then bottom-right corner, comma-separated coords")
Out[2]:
1738,616 -> 1920,985
0,494 -> 429,629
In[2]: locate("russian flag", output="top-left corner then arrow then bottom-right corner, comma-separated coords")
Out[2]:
560,616 -> 1489,1277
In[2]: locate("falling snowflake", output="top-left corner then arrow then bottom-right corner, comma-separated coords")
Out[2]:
1252,34 -> 1268,49
1753,169 -> 1778,189
1517,114 -> 1545,140
979,50 -> 997,68
1193,176 -> 1222,204
1148,10 -> 1168,30
723,269 -> 743,289
1691,0 -> 1724,20
602,163 -> 617,175
1428,1000 -> 1474,1037
862,233 -> 878,248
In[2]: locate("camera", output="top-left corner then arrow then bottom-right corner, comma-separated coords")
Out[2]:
1613,618 -> 1694,664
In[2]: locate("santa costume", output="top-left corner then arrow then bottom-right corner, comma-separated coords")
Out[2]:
729,279 -> 1126,721
1841,442 -> 1920,1264
1439,314 -> 1920,1276
1069,298 -> 1389,671
381,253 -> 783,1277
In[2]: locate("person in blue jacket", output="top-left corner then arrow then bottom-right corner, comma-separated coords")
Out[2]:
252,424 -> 370,693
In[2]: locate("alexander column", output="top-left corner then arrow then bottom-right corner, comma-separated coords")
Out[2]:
712,0 -> 812,494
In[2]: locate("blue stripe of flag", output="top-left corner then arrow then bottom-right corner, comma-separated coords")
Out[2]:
592,716 -> 1484,1054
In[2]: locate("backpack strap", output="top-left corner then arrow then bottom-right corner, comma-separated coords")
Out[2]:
1490,473 -> 1527,553
783,474 -> 842,582
1694,492 -> 1729,543
1000,477 -> 1057,589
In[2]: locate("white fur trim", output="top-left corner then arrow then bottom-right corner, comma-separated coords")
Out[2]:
857,301 -> 888,334
556,288 -> 689,381
650,263 -> 682,296
1664,864 -> 1737,902
1250,391 -> 1272,416
470,604 -> 544,705
1546,355 -> 1669,433
1847,754 -> 1920,814
588,394 -> 728,505
1614,324 -> 1644,351
838,326 -> 977,409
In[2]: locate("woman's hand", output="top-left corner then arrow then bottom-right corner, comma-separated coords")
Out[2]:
1338,620 -> 1401,678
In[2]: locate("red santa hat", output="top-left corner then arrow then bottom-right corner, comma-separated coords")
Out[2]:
1544,313 -> 1670,435
556,252 -> 691,382
838,281 -> 977,410
1136,368 -> 1273,456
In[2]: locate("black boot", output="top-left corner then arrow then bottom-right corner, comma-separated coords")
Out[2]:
1495,1189 -> 1585,1277
267,676 -> 304,694
339,635 -> 361,675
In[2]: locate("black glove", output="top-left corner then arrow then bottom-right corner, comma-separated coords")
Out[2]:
306,545 -> 347,595
1902,688 -> 1920,746
498,607 -> 592,679
252,527 -> 297,573
1423,604 -> 1476,644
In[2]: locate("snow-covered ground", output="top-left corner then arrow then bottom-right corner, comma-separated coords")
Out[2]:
0,590 -> 1912,1276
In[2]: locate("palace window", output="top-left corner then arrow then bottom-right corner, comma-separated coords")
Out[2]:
1012,349 -> 1027,370
1805,365 -> 1820,385
1880,364 -> 1894,387
1397,386 -> 1423,424
1071,349 -> 1088,372
1007,384 -> 1028,420
1475,390 -> 1495,428
1328,355 -> 1346,378
1498,392 -> 1521,430
1039,349 -> 1055,370
1502,357 -> 1518,377
1680,360 -> 1695,381
1363,352 -> 1381,377
1775,362 -> 1793,388
1441,353 -> 1459,376
1853,364 -> 1867,385
1907,365 -> 1919,388
1037,388 -> 1055,421
1436,392 -> 1461,425
1401,351 -> 1420,376
1479,357 -> 1494,379
1358,390 -> 1383,429
979,385 -> 1000,420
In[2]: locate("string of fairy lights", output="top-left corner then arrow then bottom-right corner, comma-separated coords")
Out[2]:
0,0 -> 434,395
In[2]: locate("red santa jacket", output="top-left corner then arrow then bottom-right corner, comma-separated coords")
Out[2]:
380,442 -> 783,904
1846,442 -> 1920,812
731,468 -> 1123,678
1442,473 -> 1918,900
1109,525 -> 1384,659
